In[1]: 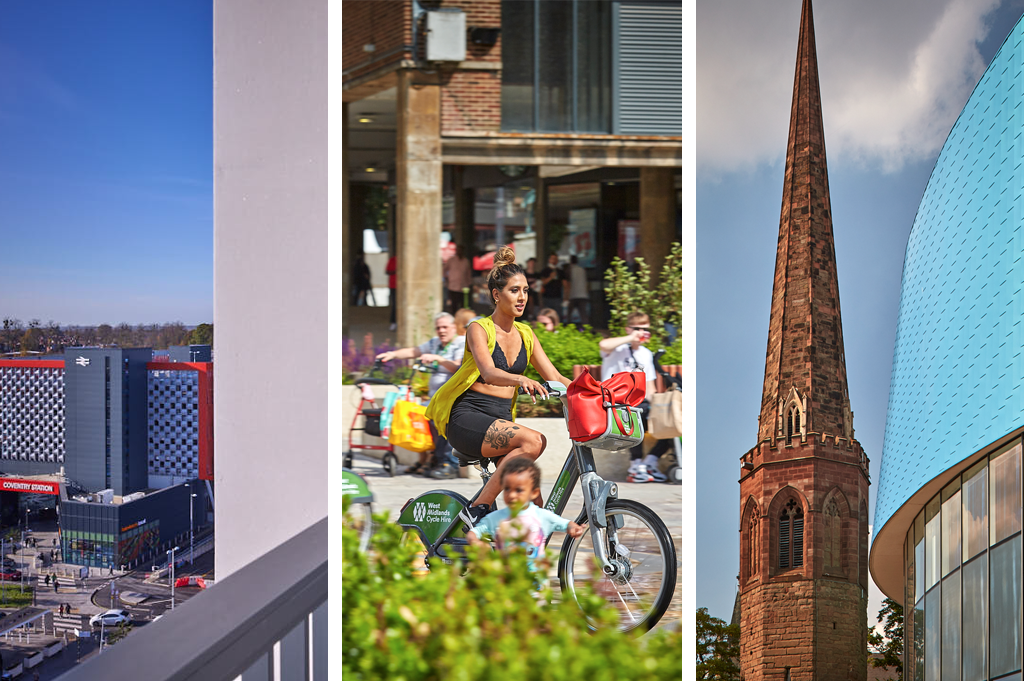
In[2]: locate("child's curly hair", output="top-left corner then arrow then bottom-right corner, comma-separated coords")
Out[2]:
500,456 -> 541,491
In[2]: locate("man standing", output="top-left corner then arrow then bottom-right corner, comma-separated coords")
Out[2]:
566,255 -> 589,325
376,312 -> 466,478
386,254 -> 398,331
443,245 -> 473,314
539,253 -> 565,314
599,312 -> 671,483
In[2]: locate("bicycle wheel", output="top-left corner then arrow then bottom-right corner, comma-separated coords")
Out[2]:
557,498 -> 676,634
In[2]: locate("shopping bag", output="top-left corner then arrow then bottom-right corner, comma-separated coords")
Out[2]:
566,371 -> 646,451
648,390 -> 682,439
379,388 -> 407,436
388,400 -> 434,453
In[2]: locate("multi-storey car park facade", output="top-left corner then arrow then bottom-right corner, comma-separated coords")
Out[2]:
870,15 -> 1024,681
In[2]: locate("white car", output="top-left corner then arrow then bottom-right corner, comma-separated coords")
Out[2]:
89,609 -> 131,627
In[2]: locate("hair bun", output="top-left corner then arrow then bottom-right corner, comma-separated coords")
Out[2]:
493,245 -> 516,268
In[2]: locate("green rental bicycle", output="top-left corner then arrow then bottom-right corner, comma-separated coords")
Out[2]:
397,381 -> 678,634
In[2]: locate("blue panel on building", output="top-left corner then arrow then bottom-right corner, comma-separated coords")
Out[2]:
873,16 -> 1024,539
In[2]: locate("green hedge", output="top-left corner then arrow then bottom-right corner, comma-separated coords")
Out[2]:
342,502 -> 682,680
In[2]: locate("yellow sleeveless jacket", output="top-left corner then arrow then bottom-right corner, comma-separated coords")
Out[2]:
425,315 -> 535,439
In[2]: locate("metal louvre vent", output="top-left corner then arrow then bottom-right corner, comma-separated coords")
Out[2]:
792,515 -> 804,567
614,1 -> 682,135
780,517 -> 791,569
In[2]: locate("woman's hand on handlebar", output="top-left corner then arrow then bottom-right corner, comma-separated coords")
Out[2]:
518,376 -> 549,403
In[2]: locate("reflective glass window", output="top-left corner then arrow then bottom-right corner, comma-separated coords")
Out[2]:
916,599 -> 926,681
575,0 -> 611,131
942,572 -> 961,681
990,536 -> 1022,677
916,511 -> 926,601
942,488 -> 962,577
927,497 -> 941,590
990,442 -> 1022,545
500,1 -> 534,131
963,460 -> 989,561
927,586 -> 941,681
962,554 -> 988,681
537,1 -> 573,131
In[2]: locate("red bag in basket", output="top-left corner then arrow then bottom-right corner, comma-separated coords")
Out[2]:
566,371 -> 646,443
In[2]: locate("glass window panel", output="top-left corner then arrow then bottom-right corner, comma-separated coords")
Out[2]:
990,443 -> 1022,545
943,490 -> 962,577
908,534 -> 917,665
963,554 -> 988,681
927,497 -> 942,590
990,536 -> 1022,677
927,585 -> 941,681
942,572 -> 961,681
916,599 -> 926,681
500,0 -> 534,131
963,460 -> 989,561
575,0 -> 610,132
917,511 -> 926,601
536,0 -> 572,131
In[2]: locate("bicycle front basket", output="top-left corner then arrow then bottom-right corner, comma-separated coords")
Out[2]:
578,404 -> 644,452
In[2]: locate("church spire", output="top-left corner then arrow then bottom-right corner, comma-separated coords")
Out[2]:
758,0 -> 852,443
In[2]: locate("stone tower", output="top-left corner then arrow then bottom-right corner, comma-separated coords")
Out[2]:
738,1 -> 870,680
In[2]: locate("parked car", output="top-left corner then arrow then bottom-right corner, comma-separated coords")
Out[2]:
90,609 -> 131,628
0,570 -> 22,582
0,558 -> 16,570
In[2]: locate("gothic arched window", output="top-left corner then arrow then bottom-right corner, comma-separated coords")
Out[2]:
824,498 -> 841,571
786,406 -> 801,444
779,499 -> 804,569
747,507 -> 759,580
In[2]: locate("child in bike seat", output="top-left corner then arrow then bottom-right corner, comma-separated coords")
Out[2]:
466,458 -> 583,576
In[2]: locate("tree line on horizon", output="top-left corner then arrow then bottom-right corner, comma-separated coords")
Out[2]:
0,318 -> 213,357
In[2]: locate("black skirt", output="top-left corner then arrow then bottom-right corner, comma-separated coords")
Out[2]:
447,390 -> 514,461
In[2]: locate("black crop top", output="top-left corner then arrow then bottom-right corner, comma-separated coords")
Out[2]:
476,342 -> 528,383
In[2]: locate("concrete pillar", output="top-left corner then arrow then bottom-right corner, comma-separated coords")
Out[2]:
639,167 -> 677,285
395,70 -> 443,348
342,102 -> 350,338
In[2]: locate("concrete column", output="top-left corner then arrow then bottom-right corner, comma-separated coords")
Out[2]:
395,70 -> 443,348
342,102 -> 350,338
639,167 -> 677,285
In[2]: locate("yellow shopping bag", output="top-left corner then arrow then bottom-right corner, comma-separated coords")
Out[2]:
388,400 -> 434,453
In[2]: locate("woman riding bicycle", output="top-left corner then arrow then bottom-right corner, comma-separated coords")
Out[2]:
426,246 -> 574,525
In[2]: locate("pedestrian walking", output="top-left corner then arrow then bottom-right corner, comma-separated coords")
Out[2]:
387,254 -> 398,330
45,574 -> 50,587
108,563 -> 113,576
53,580 -> 58,593
443,245 -> 473,313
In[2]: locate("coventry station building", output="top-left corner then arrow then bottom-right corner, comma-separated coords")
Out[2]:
870,14 -> 1024,681
341,0 -> 682,345
0,346 -> 212,570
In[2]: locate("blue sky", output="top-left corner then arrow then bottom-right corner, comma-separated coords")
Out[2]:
0,1 -> 212,326
697,0 -> 1024,623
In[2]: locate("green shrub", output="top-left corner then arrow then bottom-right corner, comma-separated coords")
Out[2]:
342,504 -> 682,680
604,243 -> 682,350
524,323 -> 603,384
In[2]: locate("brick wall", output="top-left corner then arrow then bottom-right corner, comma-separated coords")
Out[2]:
342,0 -> 411,80
441,70 -> 501,133
437,0 -> 502,133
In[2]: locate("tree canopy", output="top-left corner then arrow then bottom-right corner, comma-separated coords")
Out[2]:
697,607 -> 740,681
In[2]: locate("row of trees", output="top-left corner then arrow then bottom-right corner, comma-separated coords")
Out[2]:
0,318 -> 212,356
697,598 -> 904,681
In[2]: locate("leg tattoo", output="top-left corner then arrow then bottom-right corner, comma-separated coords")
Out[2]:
484,422 -> 518,450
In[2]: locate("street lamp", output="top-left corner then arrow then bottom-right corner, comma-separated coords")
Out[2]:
185,483 -> 197,565
167,546 -> 179,611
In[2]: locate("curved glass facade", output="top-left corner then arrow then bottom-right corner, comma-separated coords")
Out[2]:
903,441 -> 1022,681
874,14 -> 1024,539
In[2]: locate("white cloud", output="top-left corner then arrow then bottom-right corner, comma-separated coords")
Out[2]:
698,0 -> 1010,174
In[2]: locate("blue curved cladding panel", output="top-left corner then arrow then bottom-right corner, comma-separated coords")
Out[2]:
873,18 -> 1024,539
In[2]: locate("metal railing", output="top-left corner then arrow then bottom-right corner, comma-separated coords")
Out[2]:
56,517 -> 327,681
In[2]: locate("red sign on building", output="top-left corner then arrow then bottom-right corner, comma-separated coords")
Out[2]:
0,479 -> 59,495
